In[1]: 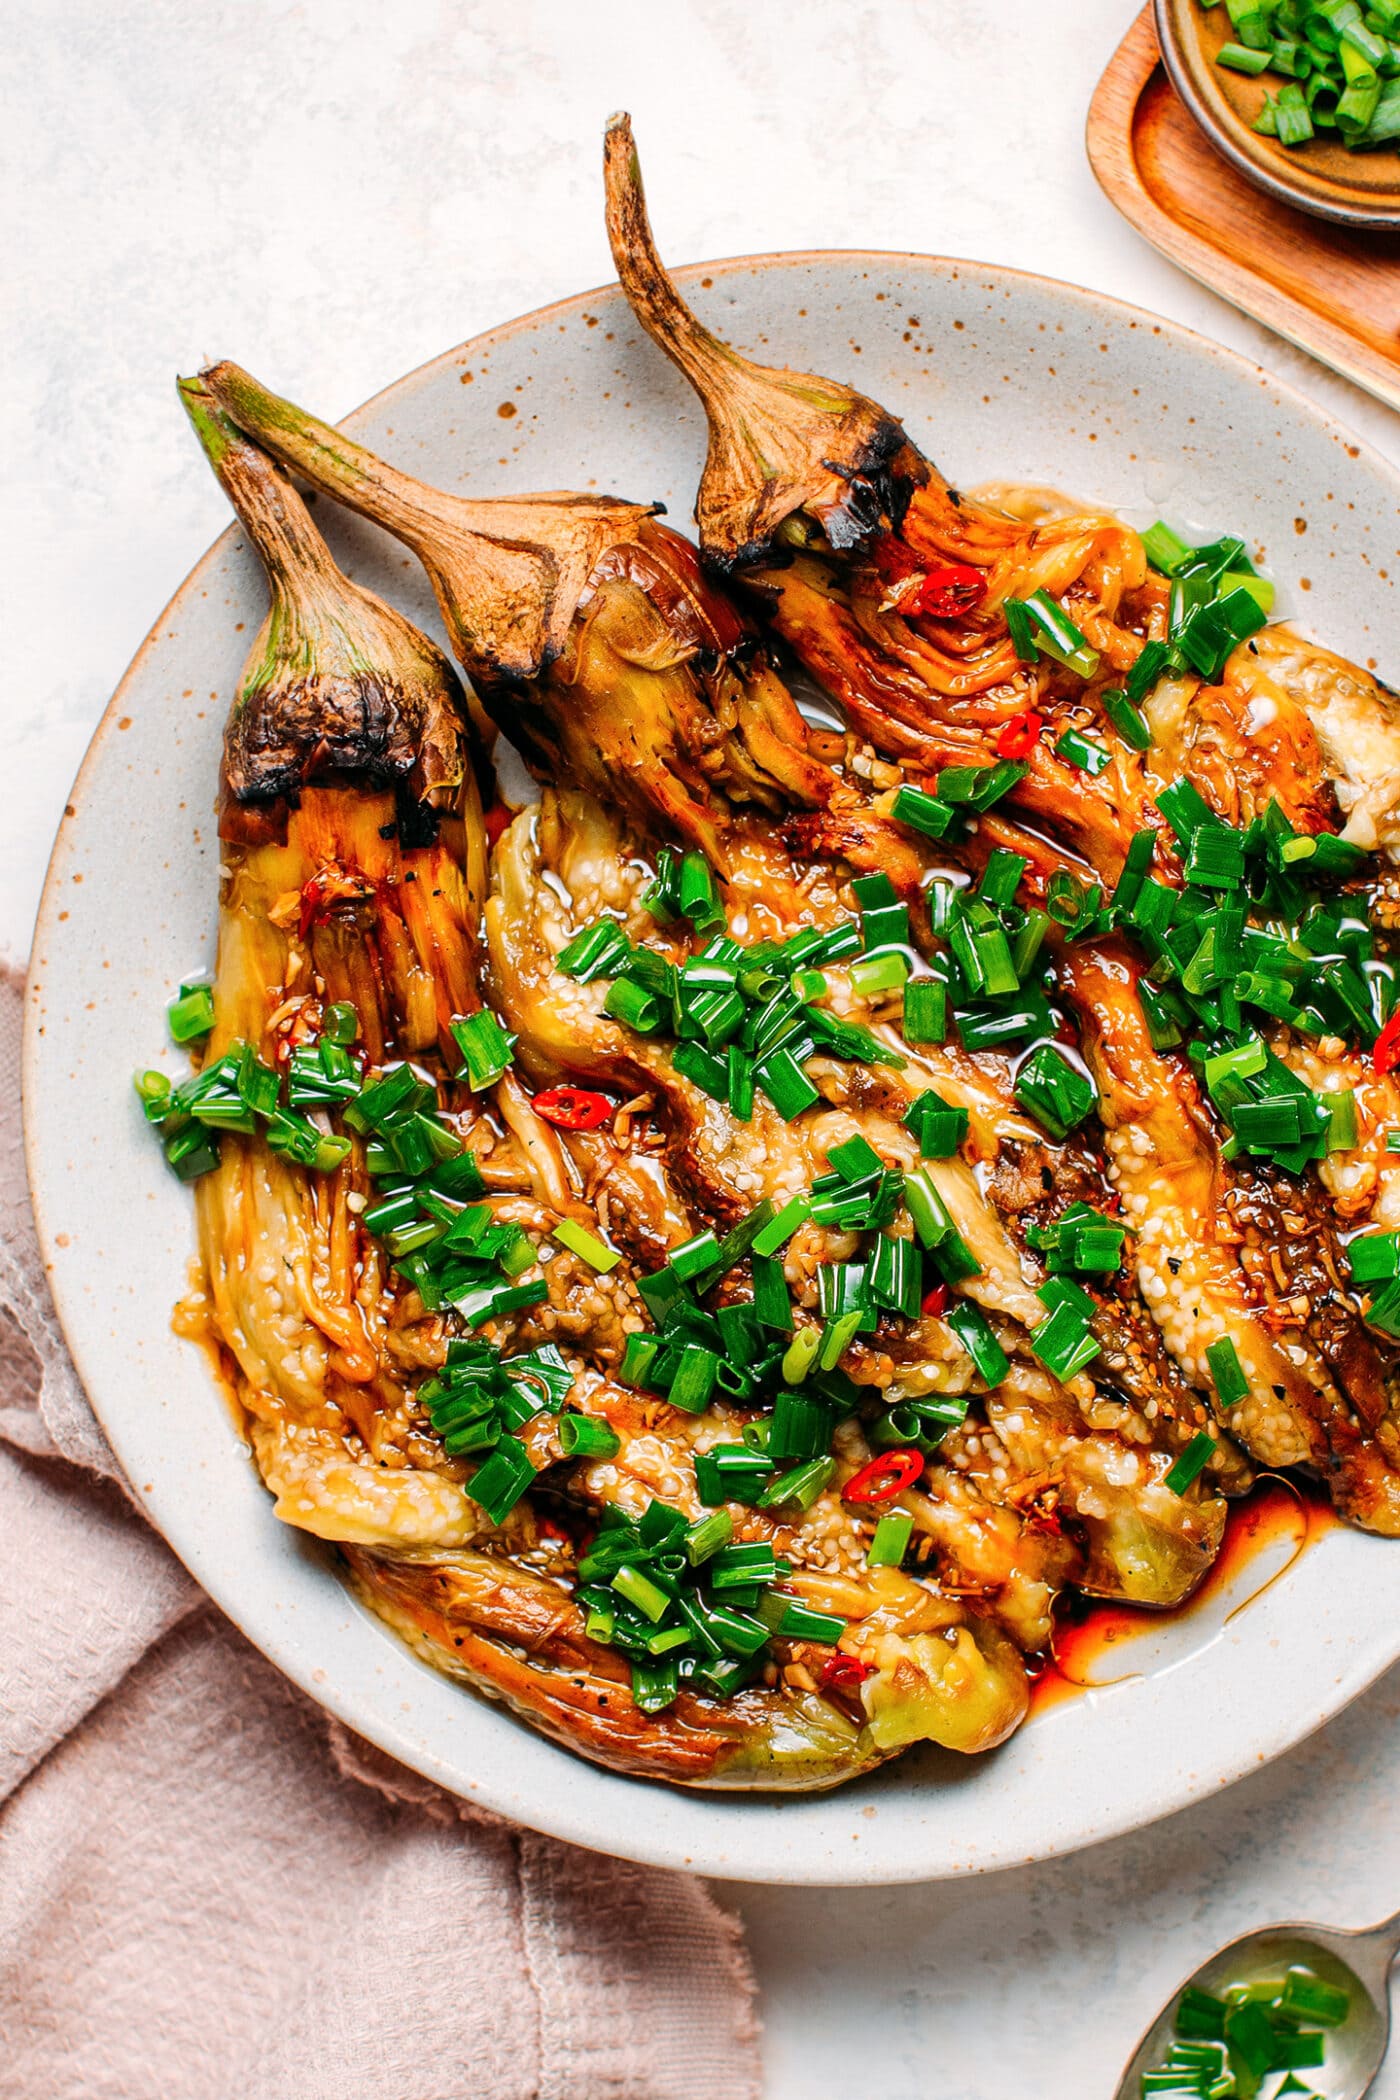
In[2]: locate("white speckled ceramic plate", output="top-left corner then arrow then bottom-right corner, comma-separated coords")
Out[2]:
24,255 -> 1400,1884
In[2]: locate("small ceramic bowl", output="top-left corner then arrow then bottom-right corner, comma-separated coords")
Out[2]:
1155,0 -> 1400,228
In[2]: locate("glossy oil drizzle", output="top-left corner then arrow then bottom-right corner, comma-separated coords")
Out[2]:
1030,1474 -> 1338,1716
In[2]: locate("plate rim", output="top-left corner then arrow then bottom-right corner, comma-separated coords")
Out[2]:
23,247 -> 1400,1885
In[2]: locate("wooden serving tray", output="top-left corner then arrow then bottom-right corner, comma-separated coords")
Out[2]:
1087,7 -> 1400,414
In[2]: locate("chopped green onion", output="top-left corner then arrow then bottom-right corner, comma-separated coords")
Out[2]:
828,1133 -> 885,1183
1165,1430 -> 1215,1495
849,949 -> 910,998
683,1509 -> 734,1565
1021,589 -> 1100,678
1014,1045 -> 1097,1140
630,1658 -> 680,1712
902,1169 -> 981,1280
1030,1301 -> 1101,1381
559,918 -> 631,980
1175,1988 -> 1227,2042
902,978 -> 948,1045
1186,825 -> 1247,890
168,981 -> 215,1043
322,1001 -> 359,1045
753,1195 -> 811,1258
769,1386 -> 831,1460
679,851 -> 724,933
1279,1968 -> 1350,2027
611,1564 -> 674,1623
673,1039 -> 729,1100
755,1456 -> 835,1512
1206,1334 -> 1250,1410
944,1298 -> 1010,1386
1349,1230 -> 1400,1283
1101,687 -> 1153,750
1126,639 -> 1175,703
162,1124 -> 220,1181
891,783 -> 960,840
450,1009 -> 516,1090
1326,1088 -> 1358,1152
1141,521 -> 1195,574
466,1435 -> 537,1523
558,1414 -> 621,1459
818,1309 -> 864,1370
1002,595 -> 1040,662
756,1047 -> 820,1120
936,759 -> 1030,812
552,1218 -> 619,1272
866,1511 -> 914,1567
903,1089 -> 969,1158
780,1327 -> 822,1386
750,1253 -> 793,1330
1054,729 -> 1111,776
667,1344 -> 720,1415
1218,38 -> 1274,69
979,849 -> 1028,907
693,1445 -> 775,1505
769,1600 -> 845,1644
604,978 -> 664,1034
668,1229 -> 722,1283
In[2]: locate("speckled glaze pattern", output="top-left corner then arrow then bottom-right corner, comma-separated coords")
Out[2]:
23,255 -> 1400,1884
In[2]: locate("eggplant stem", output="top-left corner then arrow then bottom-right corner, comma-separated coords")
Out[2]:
602,111 -> 925,571
179,374 -> 342,599
179,373 -> 471,814
201,359 -> 656,690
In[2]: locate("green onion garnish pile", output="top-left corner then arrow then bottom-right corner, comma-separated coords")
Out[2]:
419,1339 -> 579,1522
136,1000 -> 360,1181
137,500 -> 1400,1718
137,991 -> 549,1328
1207,0 -> 1400,153
1140,1962 -> 1349,2096
574,1497 -> 846,1711
558,854 -> 907,1124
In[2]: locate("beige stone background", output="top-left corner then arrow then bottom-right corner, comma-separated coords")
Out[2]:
4,4 -> 1399,2093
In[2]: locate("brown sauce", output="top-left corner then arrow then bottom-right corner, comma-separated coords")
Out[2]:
1029,1473 -> 1339,1717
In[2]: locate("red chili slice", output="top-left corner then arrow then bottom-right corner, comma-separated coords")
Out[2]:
483,802 -> 512,847
532,1086 -> 614,1131
920,1282 -> 949,1318
298,870 -> 332,940
842,1449 -> 924,1505
913,563 -> 987,619
819,1652 -> 873,1694
1375,1011 -> 1400,1076
996,709 -> 1044,761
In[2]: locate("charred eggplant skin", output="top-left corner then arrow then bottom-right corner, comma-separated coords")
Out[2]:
179,377 -> 469,822
602,112 -> 925,570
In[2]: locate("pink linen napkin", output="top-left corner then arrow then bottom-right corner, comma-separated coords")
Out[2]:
0,969 -> 759,2100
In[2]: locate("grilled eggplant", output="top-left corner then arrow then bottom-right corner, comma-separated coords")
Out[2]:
192,365 -> 1240,1688
174,386 -> 906,1786
169,139 -> 1400,1801
601,121 -> 1400,1537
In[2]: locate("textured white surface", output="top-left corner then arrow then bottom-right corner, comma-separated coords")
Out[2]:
5,0 -> 1400,2092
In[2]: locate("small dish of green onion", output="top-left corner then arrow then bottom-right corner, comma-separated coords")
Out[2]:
1157,0 -> 1400,227
1209,0 -> 1400,151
